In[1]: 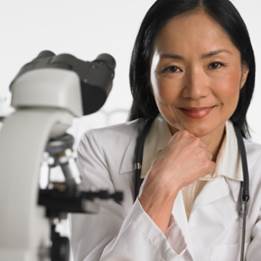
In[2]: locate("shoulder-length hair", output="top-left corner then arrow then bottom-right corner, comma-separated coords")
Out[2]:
129,0 -> 255,137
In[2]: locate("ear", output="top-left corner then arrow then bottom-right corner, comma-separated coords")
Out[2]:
240,63 -> 249,89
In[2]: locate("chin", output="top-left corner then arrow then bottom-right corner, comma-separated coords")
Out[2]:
185,127 -> 212,138
170,119 -> 225,138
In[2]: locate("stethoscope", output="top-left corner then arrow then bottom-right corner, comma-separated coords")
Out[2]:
133,118 -> 250,261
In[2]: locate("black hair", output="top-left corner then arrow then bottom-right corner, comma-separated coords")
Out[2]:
129,0 -> 255,137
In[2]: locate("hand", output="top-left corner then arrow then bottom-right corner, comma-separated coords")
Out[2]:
139,130 -> 216,232
143,129 -> 216,197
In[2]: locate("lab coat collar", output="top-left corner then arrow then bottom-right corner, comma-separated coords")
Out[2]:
213,121 -> 243,182
118,137 -> 136,174
172,175 -> 239,227
141,116 -> 171,178
118,120 -> 143,175
193,176 -> 240,208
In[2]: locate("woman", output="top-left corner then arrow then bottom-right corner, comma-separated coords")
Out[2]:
71,0 -> 261,260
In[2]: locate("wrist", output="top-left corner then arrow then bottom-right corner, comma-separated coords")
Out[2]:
139,190 -> 177,233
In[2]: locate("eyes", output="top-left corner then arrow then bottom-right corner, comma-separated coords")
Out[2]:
208,61 -> 225,70
159,61 -> 225,74
160,65 -> 182,74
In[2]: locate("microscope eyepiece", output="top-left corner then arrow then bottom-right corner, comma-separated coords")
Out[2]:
10,50 -> 116,116
36,50 -> 55,59
95,53 -> 116,71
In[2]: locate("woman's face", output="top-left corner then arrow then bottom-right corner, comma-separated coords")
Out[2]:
150,9 -> 249,138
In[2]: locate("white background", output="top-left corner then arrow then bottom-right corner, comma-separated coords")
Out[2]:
0,0 -> 261,141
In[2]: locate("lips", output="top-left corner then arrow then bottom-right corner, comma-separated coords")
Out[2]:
179,106 -> 216,119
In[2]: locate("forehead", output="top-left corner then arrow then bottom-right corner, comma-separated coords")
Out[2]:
154,9 -> 238,55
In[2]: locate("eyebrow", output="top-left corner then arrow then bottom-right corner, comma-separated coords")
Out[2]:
160,49 -> 233,60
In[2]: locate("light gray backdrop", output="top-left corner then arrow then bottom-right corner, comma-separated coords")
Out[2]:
0,0 -> 260,140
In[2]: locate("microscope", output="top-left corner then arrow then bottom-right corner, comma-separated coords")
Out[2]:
0,51 -> 123,261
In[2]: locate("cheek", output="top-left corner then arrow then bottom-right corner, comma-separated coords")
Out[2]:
152,78 -> 180,104
214,69 -> 242,105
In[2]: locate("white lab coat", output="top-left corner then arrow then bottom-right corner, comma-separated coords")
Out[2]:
71,119 -> 261,261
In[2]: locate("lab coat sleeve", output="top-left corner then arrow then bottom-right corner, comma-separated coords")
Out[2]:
71,130 -> 193,261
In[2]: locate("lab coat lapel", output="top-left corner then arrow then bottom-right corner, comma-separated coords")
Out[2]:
171,178 -> 238,248
191,176 -> 241,212
193,176 -> 231,208
170,177 -> 241,259
118,120 -> 144,176
118,136 -> 137,175
188,177 -> 241,258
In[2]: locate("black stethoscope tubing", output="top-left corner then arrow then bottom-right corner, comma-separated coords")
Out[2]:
134,118 -> 250,261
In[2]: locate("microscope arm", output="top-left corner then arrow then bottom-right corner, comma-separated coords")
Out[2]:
0,108 -> 73,261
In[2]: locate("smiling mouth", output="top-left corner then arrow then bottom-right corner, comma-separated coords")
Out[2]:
179,106 -> 216,119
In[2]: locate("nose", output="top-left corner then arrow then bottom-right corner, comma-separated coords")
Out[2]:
182,66 -> 209,100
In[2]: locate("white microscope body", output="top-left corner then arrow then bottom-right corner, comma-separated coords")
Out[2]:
0,51 -> 119,261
